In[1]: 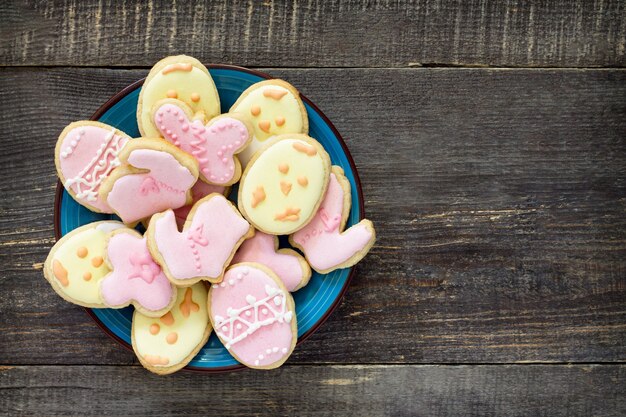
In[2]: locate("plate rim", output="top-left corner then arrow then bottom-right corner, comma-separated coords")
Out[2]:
53,63 -> 365,373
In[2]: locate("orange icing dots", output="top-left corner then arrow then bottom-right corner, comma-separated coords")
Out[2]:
166,332 -> 179,345
52,259 -> 69,287
160,311 -> 175,326
278,163 -> 289,174
180,288 -> 199,318
91,256 -> 104,267
258,120 -> 271,133
297,176 -> 308,187
76,247 -> 88,258
143,354 -> 170,366
292,142 -> 317,156
83,271 -> 92,281
166,89 -> 178,98
280,181 -> 292,196
250,105 -> 261,116
149,323 -> 160,335
275,207 -> 301,222
251,186 -> 266,208
162,63 -> 192,75
263,88 -> 288,100
275,116 -> 286,126
191,92 -> 201,102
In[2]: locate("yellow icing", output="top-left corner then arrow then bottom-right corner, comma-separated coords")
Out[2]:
133,283 -> 209,367
140,66 -> 220,138
240,138 -> 328,234
231,85 -> 305,165
51,223 -> 122,305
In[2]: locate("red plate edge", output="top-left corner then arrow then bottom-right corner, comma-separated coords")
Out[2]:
53,64 -> 366,373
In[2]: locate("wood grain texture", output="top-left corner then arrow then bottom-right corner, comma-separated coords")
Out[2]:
0,67 -> 624,365
1,365 -> 625,417
1,0 -> 625,68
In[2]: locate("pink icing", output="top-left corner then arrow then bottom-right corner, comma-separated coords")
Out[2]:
100,232 -> 173,311
209,264 -> 294,368
173,181 -> 227,228
154,103 -> 249,184
232,232 -> 307,292
292,172 -> 374,271
58,125 -> 128,212
152,195 -> 250,281
106,148 -> 196,223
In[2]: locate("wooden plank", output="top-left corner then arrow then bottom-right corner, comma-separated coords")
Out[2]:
0,365 -> 624,416
0,67 -> 625,365
1,0 -> 625,68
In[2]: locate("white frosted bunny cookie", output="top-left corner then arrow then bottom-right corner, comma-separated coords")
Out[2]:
290,166 -> 376,273
238,134 -> 331,235
99,138 -> 199,224
230,79 -> 308,166
137,55 -> 220,138
55,121 -> 131,213
43,221 -> 126,307
132,283 -> 211,375
208,263 -> 297,369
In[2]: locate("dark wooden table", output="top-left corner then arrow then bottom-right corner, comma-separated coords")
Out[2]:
1,1 -> 625,416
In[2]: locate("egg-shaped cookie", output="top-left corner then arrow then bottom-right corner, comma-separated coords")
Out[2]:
43,221 -> 127,307
138,55 -> 220,139
132,283 -> 211,375
208,263 -> 297,369
230,79 -> 308,166
238,134 -> 330,235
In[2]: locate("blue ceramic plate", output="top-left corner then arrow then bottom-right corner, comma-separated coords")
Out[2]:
54,65 -> 364,372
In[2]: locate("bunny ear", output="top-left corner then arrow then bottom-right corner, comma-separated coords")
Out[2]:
55,121 -> 130,213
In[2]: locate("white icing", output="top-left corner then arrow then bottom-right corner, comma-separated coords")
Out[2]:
95,222 -> 126,233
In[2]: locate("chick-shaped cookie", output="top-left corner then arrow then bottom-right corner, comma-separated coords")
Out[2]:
138,55 -> 220,139
230,80 -> 308,166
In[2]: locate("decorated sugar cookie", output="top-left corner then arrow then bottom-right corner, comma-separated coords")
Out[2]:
172,181 -> 229,229
238,134 -> 330,235
290,166 -> 376,273
232,231 -> 311,292
230,79 -> 308,166
43,221 -> 126,307
147,194 -> 253,286
137,55 -> 220,139
55,121 -> 131,213
132,283 -> 211,375
151,99 -> 252,185
99,138 -> 199,224
208,263 -> 297,369
100,229 -> 176,317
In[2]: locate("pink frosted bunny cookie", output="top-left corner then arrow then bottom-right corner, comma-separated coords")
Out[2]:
232,231 -> 311,292
151,99 -> 252,185
147,194 -> 253,286
55,121 -> 131,213
172,181 -> 229,229
100,229 -> 176,317
290,166 -> 376,274
99,138 -> 199,224
208,263 -> 297,369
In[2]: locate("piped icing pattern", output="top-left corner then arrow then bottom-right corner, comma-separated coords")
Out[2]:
103,144 -> 198,224
209,263 -> 296,368
138,56 -> 220,139
232,231 -> 311,292
291,168 -> 376,273
100,230 -> 175,315
148,194 -> 251,284
44,221 -> 125,307
239,135 -> 330,235
133,283 -> 210,373
153,102 -> 251,185
230,80 -> 308,166
56,123 -> 130,212
172,181 -> 228,229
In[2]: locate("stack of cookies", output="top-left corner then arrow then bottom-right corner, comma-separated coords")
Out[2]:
44,55 -> 376,374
